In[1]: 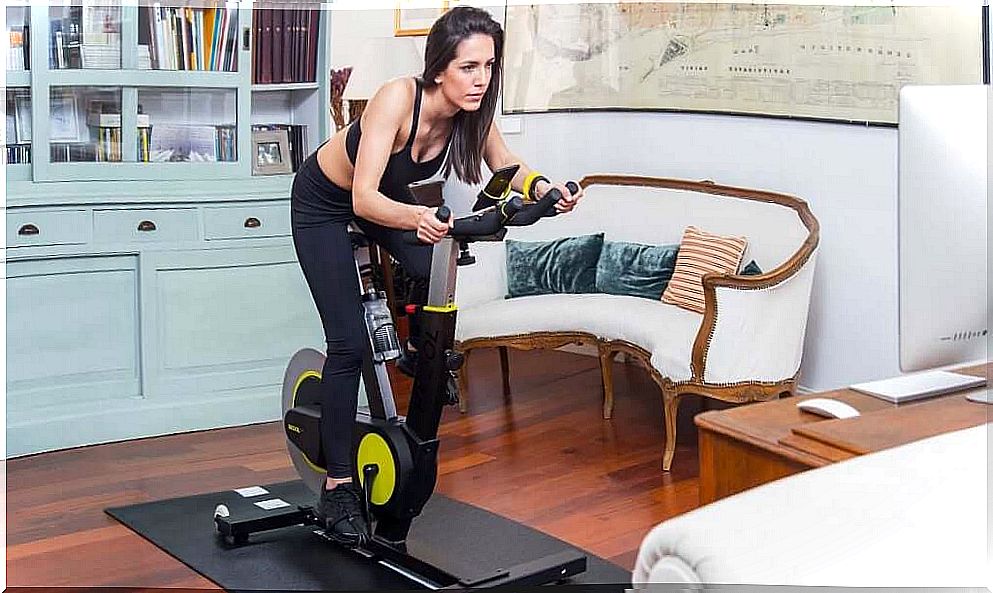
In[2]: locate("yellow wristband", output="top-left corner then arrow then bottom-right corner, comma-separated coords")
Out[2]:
522,171 -> 548,202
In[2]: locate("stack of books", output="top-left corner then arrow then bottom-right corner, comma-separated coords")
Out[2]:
138,45 -> 152,70
7,144 -> 31,164
87,112 -> 152,162
252,9 -> 320,84
7,25 -> 29,70
139,5 -> 239,71
50,4 -> 121,69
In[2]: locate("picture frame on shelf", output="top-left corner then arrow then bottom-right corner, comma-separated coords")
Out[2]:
14,93 -> 32,143
395,1 -> 448,37
252,129 -> 292,175
50,94 -> 80,142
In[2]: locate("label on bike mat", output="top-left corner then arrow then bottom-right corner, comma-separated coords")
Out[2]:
254,498 -> 292,510
234,486 -> 270,497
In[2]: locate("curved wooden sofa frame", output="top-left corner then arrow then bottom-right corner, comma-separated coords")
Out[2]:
455,175 -> 821,471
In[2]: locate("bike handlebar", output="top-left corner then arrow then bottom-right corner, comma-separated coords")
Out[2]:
403,180 -> 579,245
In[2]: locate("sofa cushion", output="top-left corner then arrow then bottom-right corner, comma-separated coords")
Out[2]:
505,233 -> 604,297
456,293 -> 703,382
740,259 -> 762,275
662,226 -> 747,313
595,241 -> 680,300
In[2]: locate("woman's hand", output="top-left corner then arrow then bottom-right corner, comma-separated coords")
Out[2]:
416,206 -> 453,244
536,180 -> 584,214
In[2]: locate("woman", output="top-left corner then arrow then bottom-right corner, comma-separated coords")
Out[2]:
290,6 -> 582,546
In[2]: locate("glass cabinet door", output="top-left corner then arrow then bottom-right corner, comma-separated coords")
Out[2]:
138,87 -> 238,162
49,86 -> 123,163
7,88 -> 32,164
48,3 -> 122,69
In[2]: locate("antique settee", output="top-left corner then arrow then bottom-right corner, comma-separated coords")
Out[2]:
453,175 -> 820,470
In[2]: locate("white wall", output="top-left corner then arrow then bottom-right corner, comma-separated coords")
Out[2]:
327,5 -> 935,392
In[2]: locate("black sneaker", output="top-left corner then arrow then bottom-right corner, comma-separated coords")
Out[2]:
316,482 -> 368,547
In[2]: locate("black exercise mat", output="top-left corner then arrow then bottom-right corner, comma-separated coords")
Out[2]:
106,480 -> 631,592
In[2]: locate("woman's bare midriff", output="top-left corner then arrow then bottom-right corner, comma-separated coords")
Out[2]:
316,128 -> 355,190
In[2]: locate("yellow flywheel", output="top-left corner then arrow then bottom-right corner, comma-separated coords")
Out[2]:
356,432 -> 397,506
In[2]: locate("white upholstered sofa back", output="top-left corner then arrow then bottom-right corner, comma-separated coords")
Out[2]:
456,181 -> 811,309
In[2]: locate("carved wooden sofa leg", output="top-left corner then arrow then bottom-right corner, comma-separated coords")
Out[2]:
597,342 -> 615,419
661,384 -> 685,472
498,346 -> 511,401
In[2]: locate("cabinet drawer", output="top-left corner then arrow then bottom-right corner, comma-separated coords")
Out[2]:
93,208 -> 199,243
7,210 -> 91,248
203,205 -> 291,240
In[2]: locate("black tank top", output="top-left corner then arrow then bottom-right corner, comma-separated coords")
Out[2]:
345,77 -> 450,204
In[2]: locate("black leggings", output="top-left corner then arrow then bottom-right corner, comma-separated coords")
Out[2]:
292,219 -> 431,478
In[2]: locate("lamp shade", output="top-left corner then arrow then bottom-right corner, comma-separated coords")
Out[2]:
341,37 -> 425,101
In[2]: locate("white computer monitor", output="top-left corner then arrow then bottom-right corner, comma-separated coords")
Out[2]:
898,84 -> 989,372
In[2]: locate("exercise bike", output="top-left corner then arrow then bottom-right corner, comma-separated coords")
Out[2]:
214,169 -> 587,589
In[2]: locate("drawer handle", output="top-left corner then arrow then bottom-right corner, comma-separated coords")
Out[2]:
137,220 -> 157,232
244,217 -> 262,229
18,223 -> 40,236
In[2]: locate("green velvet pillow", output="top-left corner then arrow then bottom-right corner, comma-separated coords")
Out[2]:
595,240 -> 680,299
740,260 -> 763,275
506,233 -> 604,297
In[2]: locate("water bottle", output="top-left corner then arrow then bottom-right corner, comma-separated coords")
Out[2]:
362,289 -> 402,362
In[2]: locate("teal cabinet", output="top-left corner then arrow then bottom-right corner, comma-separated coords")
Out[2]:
5,199 -> 329,457
6,255 -> 142,455
141,246 -> 322,399
6,3 -> 338,457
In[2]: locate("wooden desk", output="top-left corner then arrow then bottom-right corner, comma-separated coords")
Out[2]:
695,364 -> 990,505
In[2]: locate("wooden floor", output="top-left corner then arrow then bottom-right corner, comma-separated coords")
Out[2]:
6,348 -> 706,588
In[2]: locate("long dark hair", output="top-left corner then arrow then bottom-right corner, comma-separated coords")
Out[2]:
421,6 -> 503,185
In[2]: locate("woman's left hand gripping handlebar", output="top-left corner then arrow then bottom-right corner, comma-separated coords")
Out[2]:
536,180 -> 583,214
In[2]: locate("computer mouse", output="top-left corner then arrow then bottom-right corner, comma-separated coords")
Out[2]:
796,397 -> 860,419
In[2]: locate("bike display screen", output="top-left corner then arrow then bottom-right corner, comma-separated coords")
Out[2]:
473,164 -> 520,211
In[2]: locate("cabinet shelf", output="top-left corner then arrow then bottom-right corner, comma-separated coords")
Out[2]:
47,69 -> 244,88
6,70 -> 30,87
252,82 -> 320,92
7,163 -> 32,182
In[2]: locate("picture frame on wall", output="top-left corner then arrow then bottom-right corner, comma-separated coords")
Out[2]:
251,129 -> 292,175
50,94 -> 80,142
394,1 -> 448,37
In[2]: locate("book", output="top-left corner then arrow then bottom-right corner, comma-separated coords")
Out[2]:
849,370 -> 987,404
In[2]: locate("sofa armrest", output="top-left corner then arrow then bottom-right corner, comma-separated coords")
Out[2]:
692,248 -> 818,384
454,241 -> 508,309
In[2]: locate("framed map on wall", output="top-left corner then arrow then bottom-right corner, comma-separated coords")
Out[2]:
502,3 -> 988,124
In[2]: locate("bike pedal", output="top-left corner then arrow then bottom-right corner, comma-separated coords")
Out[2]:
445,373 -> 460,406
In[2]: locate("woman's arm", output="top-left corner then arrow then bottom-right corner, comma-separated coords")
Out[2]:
481,122 -> 582,212
352,79 -> 450,242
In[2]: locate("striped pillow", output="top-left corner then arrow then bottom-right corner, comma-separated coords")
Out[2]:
661,226 -> 748,313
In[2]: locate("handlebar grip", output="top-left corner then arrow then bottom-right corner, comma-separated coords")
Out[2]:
506,187 -> 563,226
403,205 -> 452,244
535,180 -> 579,219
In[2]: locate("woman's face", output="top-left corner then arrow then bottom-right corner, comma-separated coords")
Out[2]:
436,33 -> 495,112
